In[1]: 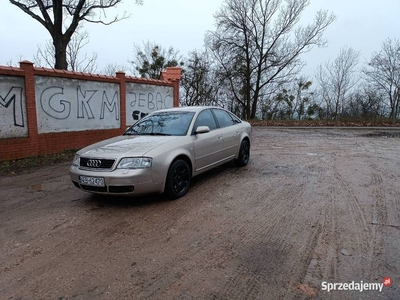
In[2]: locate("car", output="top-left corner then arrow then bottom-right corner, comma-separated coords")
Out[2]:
69,106 -> 251,199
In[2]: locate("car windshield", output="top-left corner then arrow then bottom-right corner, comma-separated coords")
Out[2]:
124,111 -> 195,136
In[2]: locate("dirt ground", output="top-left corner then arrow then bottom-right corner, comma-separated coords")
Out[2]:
1,127 -> 400,300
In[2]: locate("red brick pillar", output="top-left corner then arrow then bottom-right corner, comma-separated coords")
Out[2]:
172,79 -> 180,107
116,71 -> 126,132
160,67 -> 182,107
20,60 -> 40,156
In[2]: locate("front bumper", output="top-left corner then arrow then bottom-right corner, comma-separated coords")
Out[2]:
69,165 -> 164,196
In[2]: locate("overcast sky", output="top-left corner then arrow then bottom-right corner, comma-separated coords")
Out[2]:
1,0 -> 399,78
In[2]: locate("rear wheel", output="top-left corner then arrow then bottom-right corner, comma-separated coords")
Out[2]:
234,139 -> 250,167
165,159 -> 191,199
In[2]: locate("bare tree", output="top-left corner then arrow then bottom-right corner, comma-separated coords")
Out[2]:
345,86 -> 384,121
6,55 -> 24,67
67,29 -> 97,72
101,62 -> 129,76
10,0 -> 142,70
130,41 -> 183,79
181,49 -> 221,107
206,0 -> 336,119
263,78 -> 313,120
34,28 -> 98,73
363,38 -> 400,123
316,46 -> 360,120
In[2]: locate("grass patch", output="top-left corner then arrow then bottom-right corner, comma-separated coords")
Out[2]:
0,149 -> 77,177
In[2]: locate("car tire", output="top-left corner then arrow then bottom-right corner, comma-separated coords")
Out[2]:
234,139 -> 250,167
165,159 -> 191,199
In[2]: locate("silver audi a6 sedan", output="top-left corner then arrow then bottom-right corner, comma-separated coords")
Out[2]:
70,106 -> 251,199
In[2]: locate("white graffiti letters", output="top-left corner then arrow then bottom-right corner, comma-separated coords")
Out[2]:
77,86 -> 96,119
40,86 -> 71,119
35,76 -> 121,133
0,86 -> 24,127
129,92 -> 171,111
100,91 -> 119,120
39,85 -> 119,121
126,83 -> 174,125
0,75 -> 28,138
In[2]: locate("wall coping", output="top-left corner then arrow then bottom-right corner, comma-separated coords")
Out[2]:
0,61 -> 180,86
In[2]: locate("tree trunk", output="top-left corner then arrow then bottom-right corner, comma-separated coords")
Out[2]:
53,37 -> 68,70
250,94 -> 258,119
392,99 -> 399,124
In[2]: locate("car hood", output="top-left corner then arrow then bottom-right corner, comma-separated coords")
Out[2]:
77,135 -> 181,158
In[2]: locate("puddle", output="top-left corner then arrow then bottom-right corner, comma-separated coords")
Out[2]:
362,131 -> 400,138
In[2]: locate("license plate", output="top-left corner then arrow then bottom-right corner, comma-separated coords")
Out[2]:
79,176 -> 105,187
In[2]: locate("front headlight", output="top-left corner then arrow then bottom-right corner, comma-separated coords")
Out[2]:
117,157 -> 153,169
72,154 -> 80,166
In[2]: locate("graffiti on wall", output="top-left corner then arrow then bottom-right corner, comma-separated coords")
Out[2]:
126,82 -> 174,125
0,76 -> 28,138
35,76 -> 120,133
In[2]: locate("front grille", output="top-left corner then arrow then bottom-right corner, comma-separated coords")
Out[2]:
76,184 -> 134,194
80,157 -> 116,170
80,184 -> 108,193
109,186 -> 135,193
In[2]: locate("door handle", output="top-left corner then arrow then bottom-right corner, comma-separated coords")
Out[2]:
218,135 -> 223,139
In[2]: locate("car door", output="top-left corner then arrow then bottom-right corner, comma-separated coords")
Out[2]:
192,109 -> 224,173
212,108 -> 242,159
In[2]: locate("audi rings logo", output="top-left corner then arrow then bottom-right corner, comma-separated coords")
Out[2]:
86,159 -> 102,168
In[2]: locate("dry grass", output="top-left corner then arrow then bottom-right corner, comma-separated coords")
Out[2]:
249,118 -> 400,127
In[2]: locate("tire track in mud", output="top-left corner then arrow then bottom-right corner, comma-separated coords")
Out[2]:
321,191 -> 340,282
333,167 -> 371,279
292,152 -> 341,296
294,138 -> 376,298
301,185 -> 341,299
216,131 -> 342,299
325,153 -> 388,283
367,171 -> 387,280
211,158 -> 324,299
293,136 -> 369,295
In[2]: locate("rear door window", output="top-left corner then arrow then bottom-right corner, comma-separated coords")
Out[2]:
212,109 -> 238,128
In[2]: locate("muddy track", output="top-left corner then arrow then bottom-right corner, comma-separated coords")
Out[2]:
1,128 -> 399,300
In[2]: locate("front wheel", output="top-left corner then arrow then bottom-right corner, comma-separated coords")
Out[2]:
234,139 -> 250,167
165,159 -> 191,199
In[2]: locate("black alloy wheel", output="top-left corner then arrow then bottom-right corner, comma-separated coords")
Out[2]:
234,139 -> 250,167
165,159 -> 191,199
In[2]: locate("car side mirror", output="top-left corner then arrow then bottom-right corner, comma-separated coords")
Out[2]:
196,126 -> 210,134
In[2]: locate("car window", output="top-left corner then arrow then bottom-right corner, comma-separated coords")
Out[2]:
212,109 -> 239,128
193,109 -> 218,132
124,111 -> 195,136
229,112 -> 242,124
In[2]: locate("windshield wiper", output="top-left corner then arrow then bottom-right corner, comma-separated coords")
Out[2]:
148,132 -> 172,136
123,130 -> 171,136
123,130 -> 138,136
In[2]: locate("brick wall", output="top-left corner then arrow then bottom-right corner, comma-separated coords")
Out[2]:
0,61 -> 181,161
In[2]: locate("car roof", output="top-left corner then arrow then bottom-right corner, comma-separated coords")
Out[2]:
152,106 -> 222,114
